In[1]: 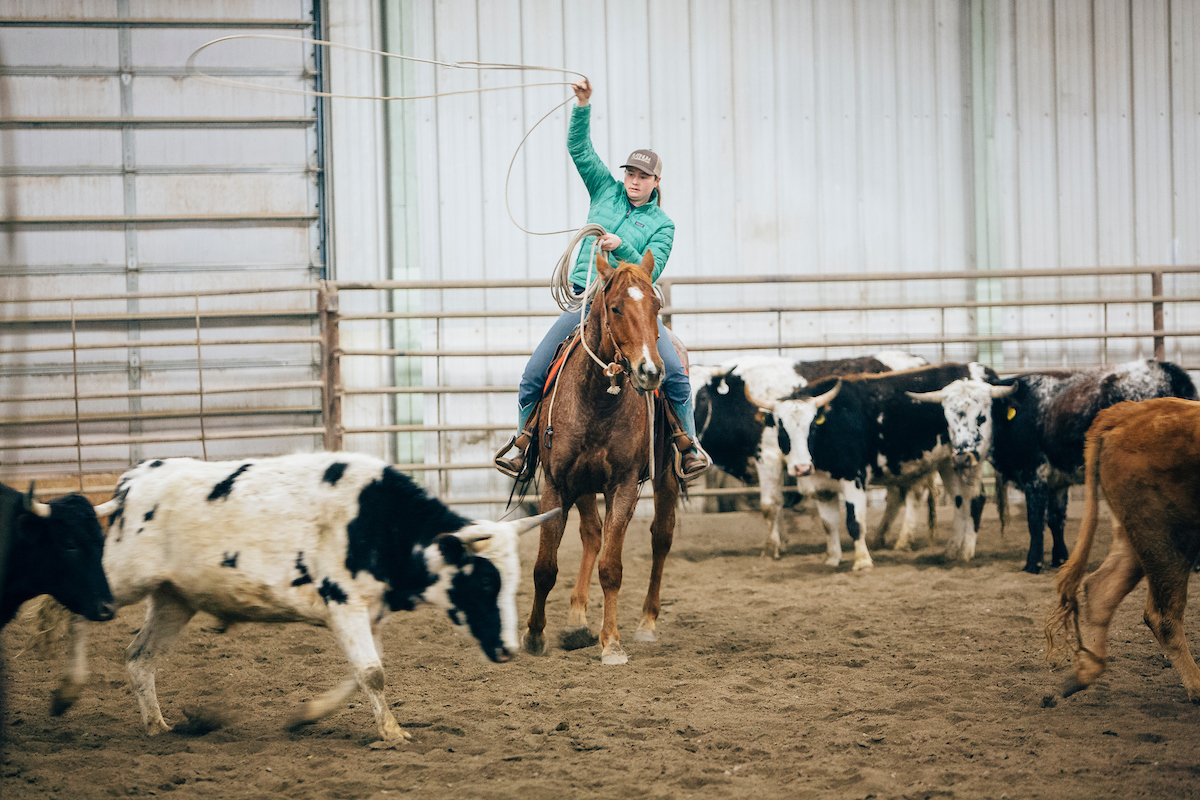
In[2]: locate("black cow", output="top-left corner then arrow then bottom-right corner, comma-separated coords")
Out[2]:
986,359 -> 1196,573
773,363 -> 1000,569
0,481 -> 114,628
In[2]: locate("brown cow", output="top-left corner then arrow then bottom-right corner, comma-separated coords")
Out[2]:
1046,397 -> 1200,701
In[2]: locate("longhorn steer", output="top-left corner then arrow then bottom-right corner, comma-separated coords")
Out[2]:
695,352 -> 931,561
1047,398 -> 1200,701
773,363 -> 1000,569
50,453 -> 555,747
0,481 -> 114,628
914,359 -> 1197,574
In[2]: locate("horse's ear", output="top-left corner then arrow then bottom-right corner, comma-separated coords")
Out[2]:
595,250 -> 613,280
640,249 -> 655,279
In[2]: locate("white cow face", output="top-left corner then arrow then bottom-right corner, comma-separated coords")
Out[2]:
774,398 -> 820,478
907,378 -> 1013,468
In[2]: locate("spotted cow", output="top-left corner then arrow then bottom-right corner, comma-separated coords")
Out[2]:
695,352 -> 932,561
910,359 -> 1197,573
49,453 -> 555,747
773,363 -> 1000,569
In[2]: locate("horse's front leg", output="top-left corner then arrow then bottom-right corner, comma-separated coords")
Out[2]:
597,481 -> 640,665
561,492 -> 602,650
524,483 -> 570,656
636,466 -> 679,643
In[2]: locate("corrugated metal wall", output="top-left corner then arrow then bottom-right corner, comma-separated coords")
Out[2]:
0,1 -> 326,479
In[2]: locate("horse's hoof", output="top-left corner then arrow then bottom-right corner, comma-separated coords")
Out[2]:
633,628 -> 658,643
523,632 -> 547,656
601,643 -> 629,665
558,626 -> 598,651
1061,675 -> 1088,698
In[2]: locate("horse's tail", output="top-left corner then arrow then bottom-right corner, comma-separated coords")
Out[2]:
1045,421 -> 1106,662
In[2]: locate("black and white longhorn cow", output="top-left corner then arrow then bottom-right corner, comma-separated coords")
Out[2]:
910,359 -> 1197,574
49,453 -> 556,747
695,352 -> 932,562
773,363 -> 1000,569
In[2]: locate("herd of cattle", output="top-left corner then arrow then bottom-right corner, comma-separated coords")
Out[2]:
3,355 -> 1200,746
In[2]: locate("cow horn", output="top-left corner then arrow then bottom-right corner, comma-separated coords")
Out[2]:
906,389 -> 945,404
24,481 -> 52,518
989,384 -> 1017,399
92,498 -> 121,516
513,508 -> 562,536
811,380 -> 841,409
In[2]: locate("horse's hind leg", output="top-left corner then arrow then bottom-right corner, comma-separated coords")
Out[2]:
637,470 -> 679,643
561,493 -> 601,650
524,483 -> 570,656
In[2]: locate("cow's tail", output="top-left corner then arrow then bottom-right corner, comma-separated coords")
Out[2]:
994,471 -> 1008,539
1045,423 -> 1106,662
23,595 -> 71,658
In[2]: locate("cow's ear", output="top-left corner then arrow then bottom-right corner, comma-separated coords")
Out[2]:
436,534 -> 471,567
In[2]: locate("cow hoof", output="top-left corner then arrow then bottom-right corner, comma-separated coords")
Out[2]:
369,736 -> 408,750
145,721 -> 172,736
523,632 -> 547,656
600,643 -> 628,665
1051,556 -> 1068,569
558,626 -> 598,651
633,628 -> 658,643
1023,563 -> 1043,575
851,559 -> 874,572
50,685 -> 81,717
824,555 -> 841,567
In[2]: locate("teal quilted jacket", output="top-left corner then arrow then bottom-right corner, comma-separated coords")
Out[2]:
567,104 -> 674,287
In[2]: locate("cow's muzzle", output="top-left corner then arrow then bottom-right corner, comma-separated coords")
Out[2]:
89,600 -> 116,622
788,463 -> 814,478
953,452 -> 980,469
490,646 -> 513,664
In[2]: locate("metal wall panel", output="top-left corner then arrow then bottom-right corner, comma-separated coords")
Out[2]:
1,1 -> 325,481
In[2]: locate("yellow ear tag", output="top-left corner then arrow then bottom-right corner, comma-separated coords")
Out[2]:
815,413 -> 826,425
1006,407 -> 1016,420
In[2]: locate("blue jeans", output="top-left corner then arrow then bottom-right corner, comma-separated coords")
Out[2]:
518,306 -> 693,435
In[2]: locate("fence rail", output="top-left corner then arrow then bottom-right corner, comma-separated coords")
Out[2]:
4,265 -> 1199,503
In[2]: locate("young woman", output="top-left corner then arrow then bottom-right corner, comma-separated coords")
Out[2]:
494,77 -> 709,482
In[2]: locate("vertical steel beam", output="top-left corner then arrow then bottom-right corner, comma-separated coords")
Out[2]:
971,0 -> 1003,370
118,0 -> 142,464
1152,269 -> 1165,360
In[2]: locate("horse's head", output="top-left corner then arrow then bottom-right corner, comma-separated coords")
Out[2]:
595,249 -> 664,392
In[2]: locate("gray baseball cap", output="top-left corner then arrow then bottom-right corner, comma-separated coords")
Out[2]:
621,149 -> 661,178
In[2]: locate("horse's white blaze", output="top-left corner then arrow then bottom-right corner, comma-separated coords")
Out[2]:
627,286 -> 644,301
642,344 -> 657,373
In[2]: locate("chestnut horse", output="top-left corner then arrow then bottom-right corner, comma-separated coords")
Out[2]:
522,249 -> 681,665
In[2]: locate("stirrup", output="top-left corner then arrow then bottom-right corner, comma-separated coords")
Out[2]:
674,445 -> 711,482
493,432 -> 531,479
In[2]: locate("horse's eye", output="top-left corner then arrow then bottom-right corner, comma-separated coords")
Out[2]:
611,306 -> 621,315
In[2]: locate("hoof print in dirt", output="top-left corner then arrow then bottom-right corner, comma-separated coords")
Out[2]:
558,626 -> 598,651
1040,695 -> 1057,708
172,705 -> 229,736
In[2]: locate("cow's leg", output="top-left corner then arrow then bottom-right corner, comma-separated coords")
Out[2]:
1022,479 -> 1049,574
636,468 -> 679,643
942,463 -> 983,562
1048,486 -> 1071,568
1137,536 -> 1200,701
524,483 -> 570,656
757,433 -> 787,559
870,486 -> 904,550
562,492 -> 601,650
1064,519 -> 1143,696
50,613 -> 91,716
891,486 -> 926,551
924,473 -> 939,545
289,624 -> 392,734
842,480 -> 873,571
814,487 -> 843,566
597,482 -> 640,665
324,606 -> 405,746
125,587 -> 196,735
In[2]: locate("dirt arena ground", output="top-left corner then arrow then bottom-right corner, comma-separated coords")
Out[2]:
3,500 -> 1199,799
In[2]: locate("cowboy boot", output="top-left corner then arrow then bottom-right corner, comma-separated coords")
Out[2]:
494,401 -> 539,479
666,396 -> 711,482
